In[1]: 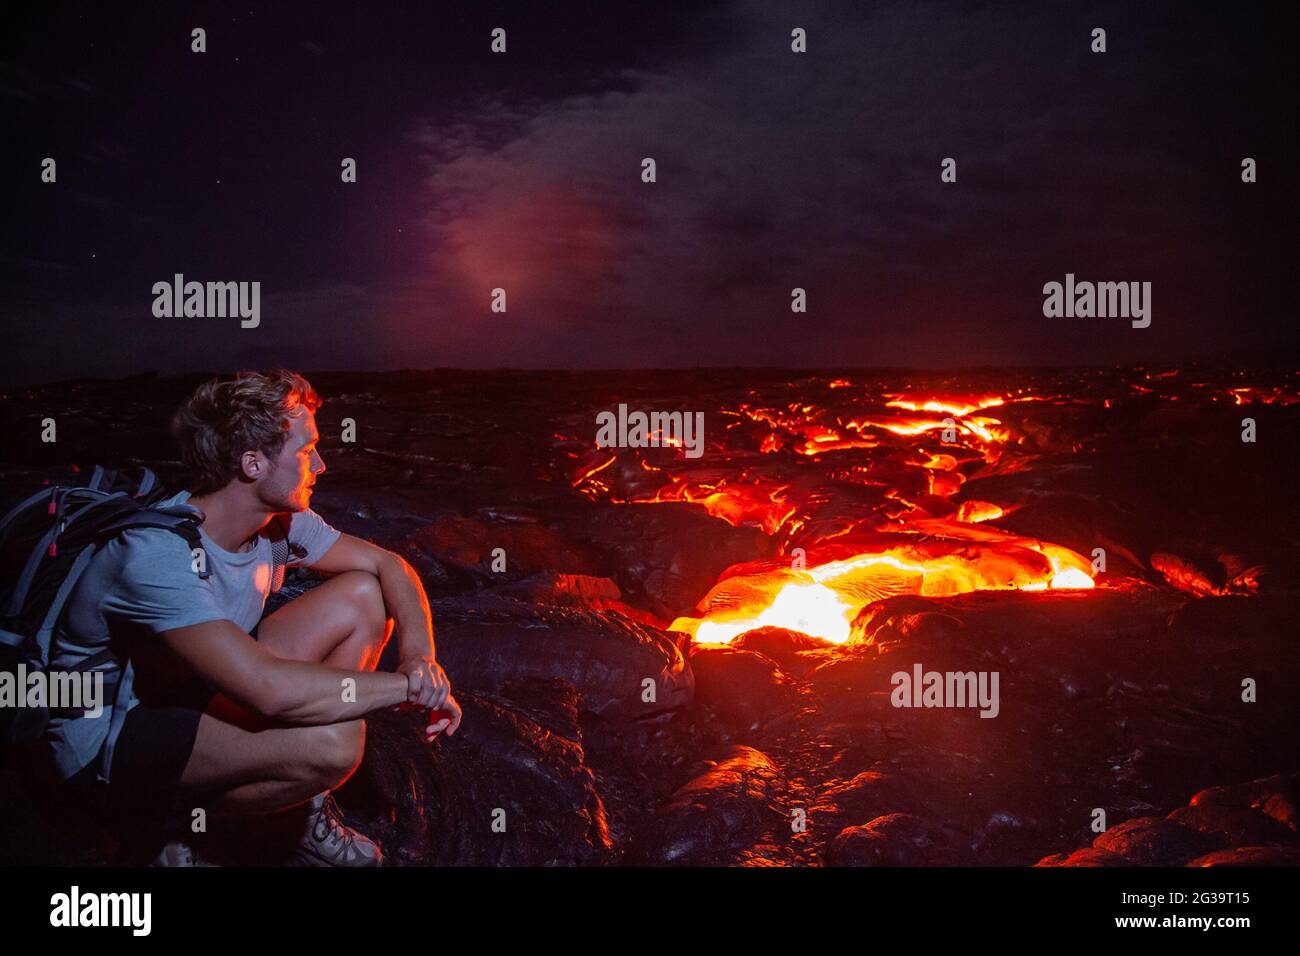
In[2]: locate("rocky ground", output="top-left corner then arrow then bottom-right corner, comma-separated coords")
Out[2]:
0,365 -> 1297,865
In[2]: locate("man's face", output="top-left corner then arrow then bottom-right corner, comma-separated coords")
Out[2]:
258,408 -> 325,512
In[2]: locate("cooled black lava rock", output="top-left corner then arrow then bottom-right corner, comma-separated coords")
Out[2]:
1038,773 -> 1300,867
688,644 -> 800,734
1034,848 -> 1132,867
625,745 -> 788,865
429,595 -> 694,721
813,771 -> 927,825
1091,816 -> 1223,866
1167,803 -> 1300,848
825,813 -> 973,866
850,596 -> 965,647
732,626 -> 835,670
338,681 -> 612,866
548,501 -> 777,619
1186,846 -> 1300,866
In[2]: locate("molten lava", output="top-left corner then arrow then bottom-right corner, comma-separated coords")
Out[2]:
568,385 -> 1098,644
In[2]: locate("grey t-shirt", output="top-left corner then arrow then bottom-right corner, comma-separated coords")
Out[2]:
46,489 -> 341,778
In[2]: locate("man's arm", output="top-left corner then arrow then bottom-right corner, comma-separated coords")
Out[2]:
307,532 -> 459,733
159,619 -> 409,724
307,532 -> 435,661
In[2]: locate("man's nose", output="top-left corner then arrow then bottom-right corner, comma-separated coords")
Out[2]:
312,451 -> 326,474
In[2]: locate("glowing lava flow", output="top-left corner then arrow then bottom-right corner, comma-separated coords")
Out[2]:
569,386 -> 1096,644
672,537 -> 1095,645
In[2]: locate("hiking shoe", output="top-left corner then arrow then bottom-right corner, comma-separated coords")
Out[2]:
287,792 -> 382,867
150,840 -> 198,867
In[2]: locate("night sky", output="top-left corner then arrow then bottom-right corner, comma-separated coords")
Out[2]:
3,1 -> 1295,386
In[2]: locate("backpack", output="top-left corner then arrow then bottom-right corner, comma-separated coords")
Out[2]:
0,464 -> 293,784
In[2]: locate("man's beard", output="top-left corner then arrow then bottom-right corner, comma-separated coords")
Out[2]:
260,471 -> 307,512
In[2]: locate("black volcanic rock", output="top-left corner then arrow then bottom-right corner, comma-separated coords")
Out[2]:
813,771 -> 927,825
338,684 -> 612,866
688,644 -> 800,734
625,745 -> 789,866
1187,773 -> 1299,834
1167,803 -> 1300,848
406,512 -> 608,578
548,502 -> 778,619
1186,846 -> 1300,867
732,626 -> 834,669
1034,848 -> 1132,867
429,595 -> 694,721
1038,773 -> 1300,867
825,813 -> 973,866
1092,816 -> 1223,866
850,596 -> 965,647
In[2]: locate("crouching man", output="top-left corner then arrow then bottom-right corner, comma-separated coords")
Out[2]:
46,369 -> 462,866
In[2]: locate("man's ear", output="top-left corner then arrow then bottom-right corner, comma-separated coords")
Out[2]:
240,449 -> 267,480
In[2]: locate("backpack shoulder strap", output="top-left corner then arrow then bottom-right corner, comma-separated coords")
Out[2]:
83,506 -> 207,786
268,513 -> 291,594
97,509 -> 208,575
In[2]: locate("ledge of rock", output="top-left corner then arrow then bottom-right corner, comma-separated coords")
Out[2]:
825,813 -> 974,866
339,680 -> 612,866
1037,772 -> 1299,867
625,745 -> 789,865
687,644 -> 801,734
429,595 -> 694,721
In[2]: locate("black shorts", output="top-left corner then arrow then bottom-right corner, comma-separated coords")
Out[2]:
68,694 -> 212,838
67,609 -> 275,839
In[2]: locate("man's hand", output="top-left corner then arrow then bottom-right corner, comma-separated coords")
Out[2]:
425,694 -> 463,741
397,655 -> 451,710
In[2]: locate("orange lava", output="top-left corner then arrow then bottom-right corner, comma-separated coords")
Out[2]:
572,388 -> 1096,643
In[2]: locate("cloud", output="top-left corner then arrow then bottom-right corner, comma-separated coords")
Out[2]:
408,0 -> 1219,367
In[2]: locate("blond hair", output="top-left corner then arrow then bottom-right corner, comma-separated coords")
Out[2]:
170,369 -> 322,494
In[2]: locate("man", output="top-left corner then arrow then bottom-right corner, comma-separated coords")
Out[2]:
46,369 -> 462,866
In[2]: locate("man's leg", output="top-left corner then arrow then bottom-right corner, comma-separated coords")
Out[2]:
255,569 -> 394,671
177,570 -> 393,814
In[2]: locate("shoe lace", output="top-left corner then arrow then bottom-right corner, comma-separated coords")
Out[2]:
312,794 -> 355,847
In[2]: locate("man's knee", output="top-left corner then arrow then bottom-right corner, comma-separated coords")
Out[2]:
300,720 -> 366,788
333,570 -> 387,632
